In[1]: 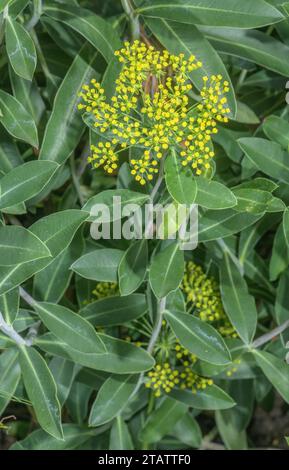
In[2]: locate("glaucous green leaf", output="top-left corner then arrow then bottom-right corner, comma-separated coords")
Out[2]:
0,90 -> 38,146
0,160 -> 58,210
263,115 -> 289,151
233,188 -> 274,214
109,416 -> 133,450
195,177 -> 237,209
0,226 -> 51,266
165,310 -> 231,365
34,302 -> 106,354
171,414 -> 202,448
71,248 -> 124,282
89,374 -> 138,426
0,347 -> 21,415
81,294 -> 147,327
39,43 -> 98,164
19,345 -> 63,440
5,17 -> 37,80
0,286 -> 19,324
220,252 -> 257,344
139,397 -> 187,444
137,0 -> 283,28
252,349 -> 289,404
149,242 -> 184,299
170,384 -> 236,410
165,151 -> 197,205
239,137 -> 289,183
118,240 -> 148,296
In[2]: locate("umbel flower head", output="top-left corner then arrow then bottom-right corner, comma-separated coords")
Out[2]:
182,261 -> 237,338
78,40 -> 230,185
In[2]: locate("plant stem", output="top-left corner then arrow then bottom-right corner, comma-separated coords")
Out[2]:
251,319 -> 289,349
26,0 -> 42,31
121,0 -> 140,41
0,312 -> 28,346
19,287 -> 36,307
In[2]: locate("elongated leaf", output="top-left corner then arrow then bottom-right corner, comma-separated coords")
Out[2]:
34,302 -> 106,354
36,333 -> 155,374
263,115 -> 289,151
29,209 -> 88,258
0,287 -> 19,324
165,310 -> 231,365
238,137 -> 289,183
49,357 -> 78,406
137,0 -> 283,28
252,349 -> 289,404
19,345 -> 63,439
171,414 -> 202,448
0,348 -> 21,415
220,252 -> 257,344
201,27 -> 289,77
165,150 -> 197,205
71,248 -> 123,282
199,209 -> 263,242
195,177 -> 237,209
0,226 -> 51,266
149,242 -> 184,299
10,424 -> 96,450
233,188 -> 273,214
0,90 -> 38,146
118,240 -> 148,296
5,17 -> 36,80
139,397 -> 187,444
0,125 -> 23,174
83,189 -> 150,221
216,410 -> 248,450
170,384 -> 235,410
44,2 -> 120,62
89,375 -> 138,426
81,294 -> 147,327
0,160 -> 58,209
110,416 -> 133,450
145,17 -> 236,116
39,43 -> 98,164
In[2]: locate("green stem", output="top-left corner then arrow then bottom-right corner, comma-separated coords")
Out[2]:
121,0 -> 140,41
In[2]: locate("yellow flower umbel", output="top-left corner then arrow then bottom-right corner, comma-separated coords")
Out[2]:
92,282 -> 118,300
78,40 -> 230,185
182,261 -> 237,338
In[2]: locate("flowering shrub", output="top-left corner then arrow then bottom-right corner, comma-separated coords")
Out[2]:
0,0 -> 289,453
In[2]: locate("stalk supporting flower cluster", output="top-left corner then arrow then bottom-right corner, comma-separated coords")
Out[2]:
78,40 -> 230,185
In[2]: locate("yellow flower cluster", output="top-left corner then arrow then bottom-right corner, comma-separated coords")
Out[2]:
78,40 -> 230,184
182,261 -> 236,338
92,282 -> 118,300
145,363 -> 180,397
226,358 -> 242,377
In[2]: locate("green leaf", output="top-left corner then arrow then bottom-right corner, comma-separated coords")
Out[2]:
83,189 -> 150,221
232,188 -> 274,214
216,410 -> 248,449
0,125 -> 23,174
81,294 -> 147,327
0,161 -> 58,209
199,209 -> 263,242
0,348 -> 21,415
252,349 -> 289,404
201,27 -> 289,77
137,0 -> 283,28
164,150 -> 197,205
29,209 -> 88,258
171,414 -> 202,448
170,384 -> 236,410
149,242 -> 184,299
263,115 -> 289,151
34,302 -> 106,354
118,240 -> 148,296
269,220 -> 289,281
0,90 -> 38,147
0,226 -> 51,265
19,345 -> 63,440
195,177 -> 237,209
0,0 -> 13,14
0,286 -> 19,324
144,17 -> 236,116
238,137 -> 289,183
89,374 -> 138,426
139,397 -> 187,444
39,43 -> 98,165
36,332 -> 155,374
220,252 -> 257,344
44,2 -> 120,62
110,416 -> 133,450
164,310 -> 231,365
9,424 -> 96,450
49,357 -> 78,406
5,17 -> 37,80
71,248 -> 124,282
